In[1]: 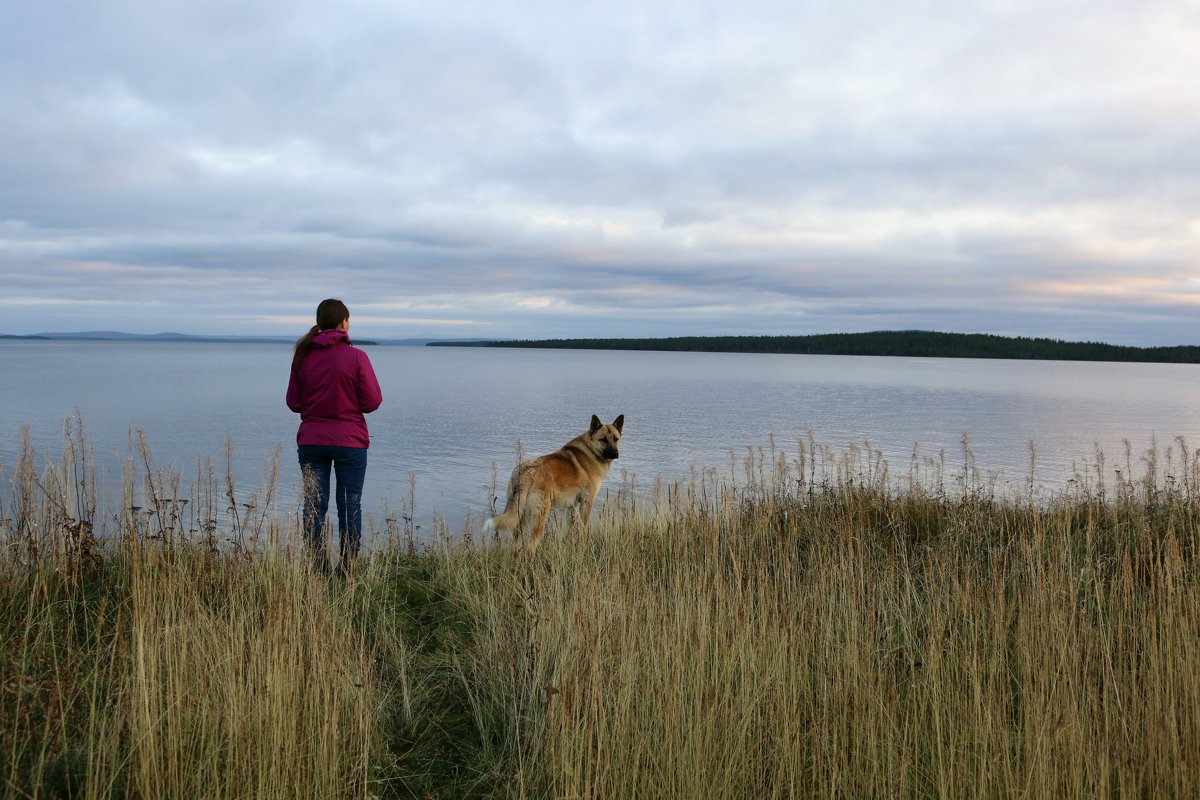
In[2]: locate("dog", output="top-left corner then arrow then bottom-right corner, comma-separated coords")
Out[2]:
483,414 -> 624,552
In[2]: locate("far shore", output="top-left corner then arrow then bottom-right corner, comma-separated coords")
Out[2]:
8,329 -> 1200,364
428,329 -> 1200,364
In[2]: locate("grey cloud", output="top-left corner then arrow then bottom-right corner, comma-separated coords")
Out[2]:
2,1 -> 1199,345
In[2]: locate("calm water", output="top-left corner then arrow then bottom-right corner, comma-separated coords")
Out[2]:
3,340 -> 1200,534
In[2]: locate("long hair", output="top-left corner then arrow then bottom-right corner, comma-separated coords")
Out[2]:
292,298 -> 350,371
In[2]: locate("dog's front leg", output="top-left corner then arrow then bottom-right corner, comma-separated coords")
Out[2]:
574,486 -> 597,533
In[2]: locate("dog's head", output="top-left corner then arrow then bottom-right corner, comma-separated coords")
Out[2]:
587,414 -> 624,461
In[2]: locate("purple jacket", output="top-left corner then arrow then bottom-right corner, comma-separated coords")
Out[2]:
286,330 -> 383,448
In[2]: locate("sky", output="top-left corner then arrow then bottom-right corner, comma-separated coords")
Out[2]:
2,1 -> 1199,345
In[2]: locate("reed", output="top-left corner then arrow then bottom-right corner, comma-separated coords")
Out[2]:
2,422 -> 1198,798
1,420 -> 381,799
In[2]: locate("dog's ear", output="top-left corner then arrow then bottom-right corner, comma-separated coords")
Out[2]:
612,414 -> 624,433
590,414 -> 602,433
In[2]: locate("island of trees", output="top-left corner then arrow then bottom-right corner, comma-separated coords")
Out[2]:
428,330 -> 1200,363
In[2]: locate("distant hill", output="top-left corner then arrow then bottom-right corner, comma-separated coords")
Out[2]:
8,332 -> 437,345
32,331 -> 297,343
427,331 -> 1200,364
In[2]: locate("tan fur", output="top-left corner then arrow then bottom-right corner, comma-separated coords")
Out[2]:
484,414 -> 624,553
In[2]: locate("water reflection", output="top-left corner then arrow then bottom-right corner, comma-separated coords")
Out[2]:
3,341 -> 1199,534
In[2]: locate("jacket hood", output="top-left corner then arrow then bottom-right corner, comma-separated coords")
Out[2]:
312,329 -> 350,348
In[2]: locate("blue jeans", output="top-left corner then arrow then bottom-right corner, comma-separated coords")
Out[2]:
298,445 -> 368,565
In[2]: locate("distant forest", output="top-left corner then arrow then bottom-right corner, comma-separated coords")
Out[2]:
428,331 -> 1200,363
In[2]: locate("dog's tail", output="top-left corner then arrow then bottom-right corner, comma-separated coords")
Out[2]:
484,506 -> 520,534
485,463 -> 533,537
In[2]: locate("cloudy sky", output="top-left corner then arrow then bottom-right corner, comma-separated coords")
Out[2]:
2,1 -> 1198,344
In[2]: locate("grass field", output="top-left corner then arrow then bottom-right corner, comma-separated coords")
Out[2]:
2,420 -> 1198,798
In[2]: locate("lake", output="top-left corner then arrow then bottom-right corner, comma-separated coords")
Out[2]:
3,340 -> 1200,537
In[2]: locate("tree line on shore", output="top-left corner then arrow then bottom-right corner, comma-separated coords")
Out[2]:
429,330 -> 1200,363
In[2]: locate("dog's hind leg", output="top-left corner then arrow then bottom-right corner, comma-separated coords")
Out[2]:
524,495 -> 552,554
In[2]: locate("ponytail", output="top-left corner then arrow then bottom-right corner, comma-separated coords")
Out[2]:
292,324 -> 321,372
292,299 -> 350,371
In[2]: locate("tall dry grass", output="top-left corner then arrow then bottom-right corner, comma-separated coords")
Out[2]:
2,419 -> 1199,798
1,418 -> 388,798
444,437 -> 1200,798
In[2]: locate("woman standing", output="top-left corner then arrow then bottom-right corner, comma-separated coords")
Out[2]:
286,299 -> 383,574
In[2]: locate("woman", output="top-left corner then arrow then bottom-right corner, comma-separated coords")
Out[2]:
286,299 -> 383,574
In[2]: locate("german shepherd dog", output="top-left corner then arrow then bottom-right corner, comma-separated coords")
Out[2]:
483,414 -> 624,552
